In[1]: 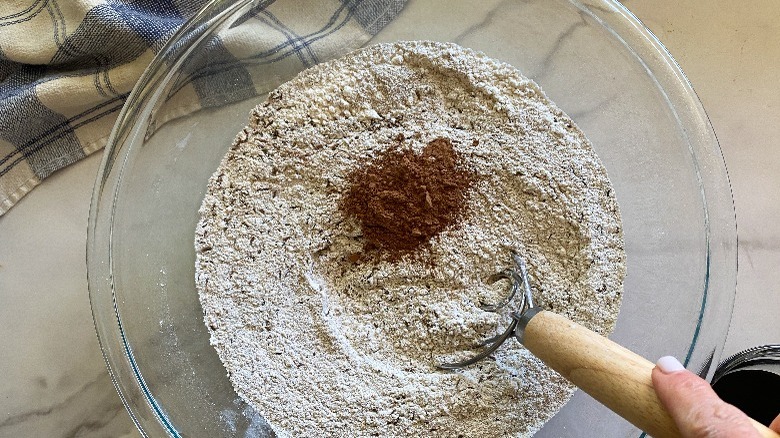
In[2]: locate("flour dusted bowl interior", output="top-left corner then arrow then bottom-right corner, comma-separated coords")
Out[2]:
88,0 -> 737,436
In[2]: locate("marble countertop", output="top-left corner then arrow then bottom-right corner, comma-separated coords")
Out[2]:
1,1 -> 778,436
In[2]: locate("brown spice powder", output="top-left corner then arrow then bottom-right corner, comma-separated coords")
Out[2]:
341,137 -> 475,259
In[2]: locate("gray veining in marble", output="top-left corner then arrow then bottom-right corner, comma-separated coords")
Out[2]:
0,154 -> 139,438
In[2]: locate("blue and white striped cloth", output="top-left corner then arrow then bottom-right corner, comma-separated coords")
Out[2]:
0,0 -> 405,216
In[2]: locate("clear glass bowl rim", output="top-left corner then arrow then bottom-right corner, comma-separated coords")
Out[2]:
87,0 -> 738,436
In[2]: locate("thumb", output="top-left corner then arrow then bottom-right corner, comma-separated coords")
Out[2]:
652,356 -> 760,438
771,414 -> 780,434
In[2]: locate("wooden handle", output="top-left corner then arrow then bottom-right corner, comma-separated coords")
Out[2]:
521,310 -> 780,438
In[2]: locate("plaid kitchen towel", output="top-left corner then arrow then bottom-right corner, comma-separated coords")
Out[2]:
0,0 -> 406,216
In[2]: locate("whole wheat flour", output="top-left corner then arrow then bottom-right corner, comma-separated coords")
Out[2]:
195,41 -> 625,437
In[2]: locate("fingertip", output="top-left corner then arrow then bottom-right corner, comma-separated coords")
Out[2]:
770,413 -> 780,433
652,359 -> 715,413
656,355 -> 685,374
652,362 -> 759,438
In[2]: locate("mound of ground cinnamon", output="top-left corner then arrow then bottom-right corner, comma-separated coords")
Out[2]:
340,137 -> 475,259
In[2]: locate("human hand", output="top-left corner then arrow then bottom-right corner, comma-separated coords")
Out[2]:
652,356 -> 780,437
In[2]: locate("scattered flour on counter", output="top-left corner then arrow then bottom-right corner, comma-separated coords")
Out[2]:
195,41 -> 625,437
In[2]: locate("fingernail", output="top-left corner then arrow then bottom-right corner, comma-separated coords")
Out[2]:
656,356 -> 685,374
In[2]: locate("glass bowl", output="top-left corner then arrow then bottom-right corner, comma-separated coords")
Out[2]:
88,0 -> 737,436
